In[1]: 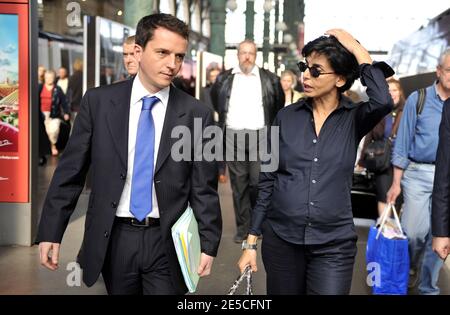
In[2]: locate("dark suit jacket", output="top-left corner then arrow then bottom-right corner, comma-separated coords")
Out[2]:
35,78 -> 222,293
432,98 -> 450,237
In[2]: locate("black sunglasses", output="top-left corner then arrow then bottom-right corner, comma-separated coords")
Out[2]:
297,61 -> 335,78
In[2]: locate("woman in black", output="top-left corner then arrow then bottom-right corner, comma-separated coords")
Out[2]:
238,29 -> 394,294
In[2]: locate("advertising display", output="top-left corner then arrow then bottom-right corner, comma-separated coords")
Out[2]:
0,2 -> 29,202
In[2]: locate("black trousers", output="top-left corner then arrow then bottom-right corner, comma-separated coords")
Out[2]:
101,219 -> 176,295
261,222 -> 357,295
225,128 -> 262,239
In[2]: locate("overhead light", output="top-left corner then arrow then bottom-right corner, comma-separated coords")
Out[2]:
117,10 -> 123,16
275,21 -> 288,32
283,34 -> 293,44
263,0 -> 273,13
226,0 -> 238,12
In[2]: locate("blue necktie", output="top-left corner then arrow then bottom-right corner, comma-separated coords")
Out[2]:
130,96 -> 159,221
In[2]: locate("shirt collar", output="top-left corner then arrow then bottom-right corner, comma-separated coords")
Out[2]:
295,95 -> 355,111
131,73 -> 170,108
433,81 -> 445,102
232,65 -> 259,76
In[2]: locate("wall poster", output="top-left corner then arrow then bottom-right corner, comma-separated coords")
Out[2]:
0,2 -> 29,202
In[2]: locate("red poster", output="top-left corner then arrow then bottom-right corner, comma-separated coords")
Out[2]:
0,2 -> 29,202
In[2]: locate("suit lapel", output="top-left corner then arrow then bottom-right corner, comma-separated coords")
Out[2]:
155,86 -> 186,174
106,79 -> 133,168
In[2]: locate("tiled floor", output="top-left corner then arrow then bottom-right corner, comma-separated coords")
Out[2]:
1,156 -> 449,295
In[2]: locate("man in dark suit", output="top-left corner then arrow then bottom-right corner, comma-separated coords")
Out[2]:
432,98 -> 450,261
36,13 -> 222,295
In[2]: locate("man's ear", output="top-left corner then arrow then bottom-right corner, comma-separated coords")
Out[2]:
336,75 -> 346,89
134,44 -> 143,62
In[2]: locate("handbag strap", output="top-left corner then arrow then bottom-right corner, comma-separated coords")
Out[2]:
390,204 -> 404,235
227,266 -> 253,295
376,203 -> 404,239
376,203 -> 391,239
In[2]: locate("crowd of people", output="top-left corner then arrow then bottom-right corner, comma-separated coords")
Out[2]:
35,12 -> 450,295
37,61 -> 82,164
37,35 -> 138,164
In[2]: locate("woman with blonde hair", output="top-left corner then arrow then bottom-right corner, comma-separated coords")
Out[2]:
39,70 -> 70,156
280,70 -> 304,106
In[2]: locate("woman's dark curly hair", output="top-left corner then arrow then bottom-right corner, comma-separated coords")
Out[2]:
301,36 -> 359,93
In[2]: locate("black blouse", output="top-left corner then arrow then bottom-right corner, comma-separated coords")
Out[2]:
249,62 -> 394,244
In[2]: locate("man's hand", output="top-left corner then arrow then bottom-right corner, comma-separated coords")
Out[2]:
39,242 -> 60,270
432,237 -> 450,261
386,183 -> 401,205
197,253 -> 214,277
387,167 -> 404,204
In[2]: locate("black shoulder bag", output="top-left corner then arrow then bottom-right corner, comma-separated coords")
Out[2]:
364,88 -> 426,173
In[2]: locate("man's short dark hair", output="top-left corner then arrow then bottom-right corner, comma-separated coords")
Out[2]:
302,36 -> 359,93
135,13 -> 189,49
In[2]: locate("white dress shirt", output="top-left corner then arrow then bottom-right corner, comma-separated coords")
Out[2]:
226,66 -> 265,130
116,73 -> 169,218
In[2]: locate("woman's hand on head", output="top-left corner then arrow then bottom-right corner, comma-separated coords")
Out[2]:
325,29 -> 372,65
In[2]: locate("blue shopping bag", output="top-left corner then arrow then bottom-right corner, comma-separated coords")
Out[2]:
366,204 -> 409,295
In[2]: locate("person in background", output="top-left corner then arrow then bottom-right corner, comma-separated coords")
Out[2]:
122,35 -> 138,78
387,48 -> 450,294
37,65 -> 50,164
280,70 -> 304,106
211,39 -> 285,244
38,65 -> 46,84
432,98 -> 450,263
357,78 -> 405,215
100,67 -> 115,86
200,67 -> 221,111
38,70 -> 70,156
56,67 -> 69,96
238,29 -> 394,294
200,66 -> 227,183
67,59 -> 83,122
